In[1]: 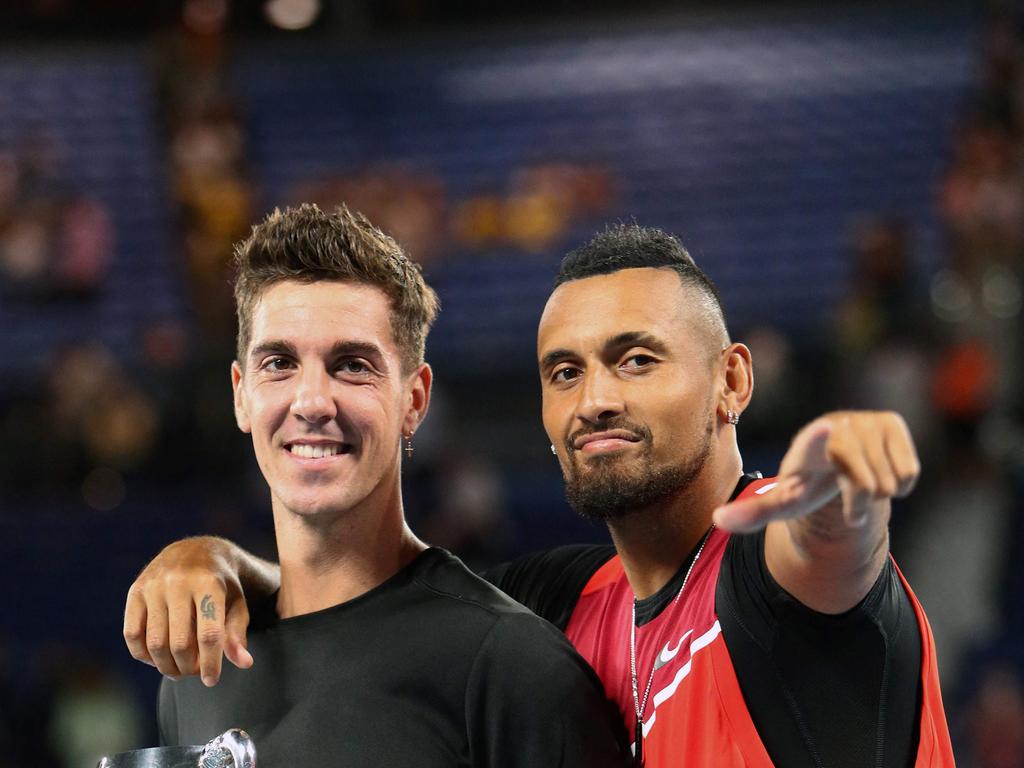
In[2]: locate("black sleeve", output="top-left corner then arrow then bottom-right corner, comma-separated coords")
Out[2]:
480,544 -> 616,630
465,612 -> 630,768
716,531 -> 922,768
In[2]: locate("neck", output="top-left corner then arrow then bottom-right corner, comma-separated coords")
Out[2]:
608,450 -> 742,600
272,485 -> 427,618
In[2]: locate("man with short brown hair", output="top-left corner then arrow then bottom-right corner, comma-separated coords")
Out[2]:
149,203 -> 628,767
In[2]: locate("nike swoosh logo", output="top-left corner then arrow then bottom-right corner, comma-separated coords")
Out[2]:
654,630 -> 693,670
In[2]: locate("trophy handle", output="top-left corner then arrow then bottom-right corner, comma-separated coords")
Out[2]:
199,729 -> 256,768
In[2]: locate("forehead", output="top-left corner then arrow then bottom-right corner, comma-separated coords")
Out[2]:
249,279 -> 395,349
538,267 -> 702,355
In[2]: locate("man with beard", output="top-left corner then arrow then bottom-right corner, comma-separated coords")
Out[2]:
125,225 -> 953,766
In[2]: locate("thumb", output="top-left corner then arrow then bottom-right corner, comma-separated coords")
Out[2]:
224,599 -> 253,669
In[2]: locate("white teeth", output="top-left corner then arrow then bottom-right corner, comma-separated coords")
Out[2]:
289,444 -> 342,459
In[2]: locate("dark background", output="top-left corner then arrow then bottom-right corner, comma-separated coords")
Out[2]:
0,1 -> 1022,765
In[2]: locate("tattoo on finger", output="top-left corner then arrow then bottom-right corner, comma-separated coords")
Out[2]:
200,594 -> 216,621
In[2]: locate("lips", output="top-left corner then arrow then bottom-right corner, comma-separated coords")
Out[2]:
572,429 -> 642,452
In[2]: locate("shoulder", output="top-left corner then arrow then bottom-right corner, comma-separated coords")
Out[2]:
484,544 -> 617,585
413,547 -> 541,619
480,544 -> 616,629
414,550 -> 597,664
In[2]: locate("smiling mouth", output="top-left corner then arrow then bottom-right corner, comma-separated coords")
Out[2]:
285,443 -> 353,459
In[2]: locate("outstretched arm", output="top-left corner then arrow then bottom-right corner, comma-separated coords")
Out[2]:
714,411 -> 919,614
123,536 -> 281,685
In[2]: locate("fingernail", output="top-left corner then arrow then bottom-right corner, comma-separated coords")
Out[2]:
163,674 -> 180,682
202,675 -> 217,687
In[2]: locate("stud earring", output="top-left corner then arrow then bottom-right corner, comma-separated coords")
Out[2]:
550,444 -> 557,455
726,410 -> 740,426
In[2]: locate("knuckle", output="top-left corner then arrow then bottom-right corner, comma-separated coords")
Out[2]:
123,625 -> 144,644
162,571 -> 192,590
887,411 -> 907,428
855,477 -> 877,496
147,635 -> 168,655
169,635 -> 194,655
198,627 -> 224,648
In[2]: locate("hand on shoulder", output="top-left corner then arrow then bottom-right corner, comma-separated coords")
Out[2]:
123,536 -> 255,686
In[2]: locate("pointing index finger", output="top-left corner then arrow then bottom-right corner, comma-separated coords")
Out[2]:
197,591 -> 227,687
713,476 -> 810,532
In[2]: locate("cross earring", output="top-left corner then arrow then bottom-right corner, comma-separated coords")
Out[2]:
404,435 -> 414,458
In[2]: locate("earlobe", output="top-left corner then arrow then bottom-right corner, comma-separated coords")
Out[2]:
231,361 -> 252,434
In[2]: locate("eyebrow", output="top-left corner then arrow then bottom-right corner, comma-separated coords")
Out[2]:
606,331 -> 669,356
249,340 -> 389,371
539,331 -> 669,371
330,341 -> 389,372
249,340 -> 297,365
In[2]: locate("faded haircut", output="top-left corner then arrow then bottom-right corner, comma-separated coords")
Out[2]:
555,223 -> 729,349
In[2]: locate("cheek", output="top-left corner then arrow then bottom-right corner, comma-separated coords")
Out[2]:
540,395 -> 568,441
648,387 -> 709,444
356,391 -> 405,442
248,388 -> 288,431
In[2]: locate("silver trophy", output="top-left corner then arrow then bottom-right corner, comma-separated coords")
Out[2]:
97,728 -> 256,768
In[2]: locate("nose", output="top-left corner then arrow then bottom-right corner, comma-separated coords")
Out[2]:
576,366 -> 624,426
290,366 -> 337,425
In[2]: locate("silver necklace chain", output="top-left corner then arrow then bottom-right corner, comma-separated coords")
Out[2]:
629,525 -> 714,757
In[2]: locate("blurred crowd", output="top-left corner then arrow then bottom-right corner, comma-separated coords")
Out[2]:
0,134 -> 112,303
2,3 -> 1024,767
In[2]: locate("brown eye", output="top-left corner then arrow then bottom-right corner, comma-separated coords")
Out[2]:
622,354 -> 655,369
339,359 -> 370,375
553,366 -> 581,383
264,357 -> 293,372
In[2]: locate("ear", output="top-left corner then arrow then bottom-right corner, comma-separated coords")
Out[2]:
402,363 -> 433,437
231,361 -> 252,434
718,342 -> 753,422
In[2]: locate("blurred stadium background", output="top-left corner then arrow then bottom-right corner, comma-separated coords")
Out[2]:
1,0 -> 1022,765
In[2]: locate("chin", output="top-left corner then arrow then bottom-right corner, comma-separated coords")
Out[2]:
276,490 -> 356,520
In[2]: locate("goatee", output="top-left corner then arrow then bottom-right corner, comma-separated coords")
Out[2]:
563,417 -> 713,522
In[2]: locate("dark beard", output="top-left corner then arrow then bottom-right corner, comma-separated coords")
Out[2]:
563,416 -> 713,522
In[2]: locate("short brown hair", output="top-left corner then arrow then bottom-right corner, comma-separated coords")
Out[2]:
233,203 -> 439,372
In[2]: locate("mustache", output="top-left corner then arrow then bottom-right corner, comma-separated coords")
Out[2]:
565,418 -> 651,451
